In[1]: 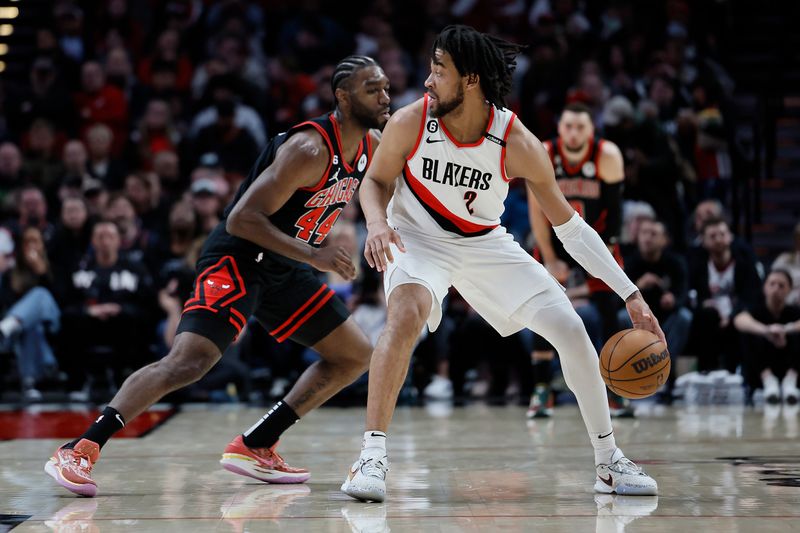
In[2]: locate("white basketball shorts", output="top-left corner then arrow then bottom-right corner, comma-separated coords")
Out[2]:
384,225 -> 559,336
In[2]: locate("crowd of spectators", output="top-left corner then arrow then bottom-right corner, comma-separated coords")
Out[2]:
0,0 -> 796,408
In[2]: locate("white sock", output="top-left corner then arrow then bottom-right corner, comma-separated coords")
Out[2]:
361,430 -> 386,458
590,432 -> 619,465
0,316 -> 21,338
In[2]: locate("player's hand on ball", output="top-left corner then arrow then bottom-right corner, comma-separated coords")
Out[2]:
364,220 -> 405,272
625,292 -> 667,347
311,246 -> 356,280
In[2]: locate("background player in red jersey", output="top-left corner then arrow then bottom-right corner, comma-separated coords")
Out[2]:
527,103 -> 634,417
45,56 -> 391,497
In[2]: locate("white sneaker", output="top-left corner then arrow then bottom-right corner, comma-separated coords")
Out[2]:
763,374 -> 781,404
423,375 -> 453,400
594,449 -> 658,495
781,374 -> 799,405
341,454 -> 389,502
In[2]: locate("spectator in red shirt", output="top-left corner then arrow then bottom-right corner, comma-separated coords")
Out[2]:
73,61 -> 129,156
137,29 -> 193,93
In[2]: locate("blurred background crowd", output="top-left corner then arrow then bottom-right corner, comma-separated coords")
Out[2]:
0,0 -> 796,412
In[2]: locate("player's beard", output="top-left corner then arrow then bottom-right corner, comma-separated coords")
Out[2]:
430,84 -> 464,118
563,141 -> 587,154
351,98 -> 385,130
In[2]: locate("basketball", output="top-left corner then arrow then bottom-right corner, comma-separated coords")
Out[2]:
599,329 -> 670,399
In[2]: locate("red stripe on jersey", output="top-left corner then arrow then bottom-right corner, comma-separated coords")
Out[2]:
298,122 -> 335,192
274,289 -> 335,343
557,137 -> 594,175
269,284 -> 330,337
406,95 -> 429,161
330,113 -> 364,174
501,114 -> 517,182
403,164 -> 498,234
439,106 -> 495,148
365,132 -> 374,171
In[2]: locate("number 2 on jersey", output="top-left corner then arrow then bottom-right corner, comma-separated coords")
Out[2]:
295,207 -> 342,245
463,191 -> 477,215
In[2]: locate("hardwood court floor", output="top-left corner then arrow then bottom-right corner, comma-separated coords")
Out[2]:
2,403 -> 800,532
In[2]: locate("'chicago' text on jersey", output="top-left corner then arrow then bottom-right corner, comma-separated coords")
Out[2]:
421,157 -> 491,191
304,176 -> 360,208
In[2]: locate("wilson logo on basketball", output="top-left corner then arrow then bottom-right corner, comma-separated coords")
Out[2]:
632,349 -> 669,374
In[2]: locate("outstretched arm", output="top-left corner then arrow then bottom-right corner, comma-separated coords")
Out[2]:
506,120 -> 666,345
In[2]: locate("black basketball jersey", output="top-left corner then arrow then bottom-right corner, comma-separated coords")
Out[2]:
203,113 -> 372,266
546,136 -> 607,229
543,136 -> 620,265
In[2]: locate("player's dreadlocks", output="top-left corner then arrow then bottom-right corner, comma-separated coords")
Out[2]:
331,55 -> 378,107
432,25 -> 525,109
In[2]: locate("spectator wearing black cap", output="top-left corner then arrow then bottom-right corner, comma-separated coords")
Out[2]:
191,98 -> 259,179
189,178 -> 222,234
190,74 -> 266,146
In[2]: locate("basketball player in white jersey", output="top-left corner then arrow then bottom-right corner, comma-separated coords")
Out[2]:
341,25 -> 666,502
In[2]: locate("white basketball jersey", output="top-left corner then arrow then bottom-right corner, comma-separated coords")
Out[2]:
389,94 -> 516,238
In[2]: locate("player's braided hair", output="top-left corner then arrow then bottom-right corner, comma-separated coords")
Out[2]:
331,55 -> 378,107
432,25 -> 525,109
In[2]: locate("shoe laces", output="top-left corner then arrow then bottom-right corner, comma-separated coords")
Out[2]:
71,449 -> 94,472
608,457 -> 643,476
254,446 -> 286,465
360,456 -> 389,479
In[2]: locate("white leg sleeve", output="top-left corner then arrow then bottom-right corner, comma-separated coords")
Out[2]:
518,293 -> 613,436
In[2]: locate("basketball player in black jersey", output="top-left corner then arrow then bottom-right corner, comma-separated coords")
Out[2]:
526,102 -> 632,418
45,56 -> 391,497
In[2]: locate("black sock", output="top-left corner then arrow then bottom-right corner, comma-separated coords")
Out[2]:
66,406 -> 126,449
242,400 -> 300,449
532,360 -> 553,388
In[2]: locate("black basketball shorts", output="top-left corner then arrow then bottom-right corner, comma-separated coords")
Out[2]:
176,253 -> 349,353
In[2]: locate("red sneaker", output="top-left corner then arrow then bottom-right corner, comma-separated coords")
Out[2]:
44,439 -> 100,497
220,435 -> 310,483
